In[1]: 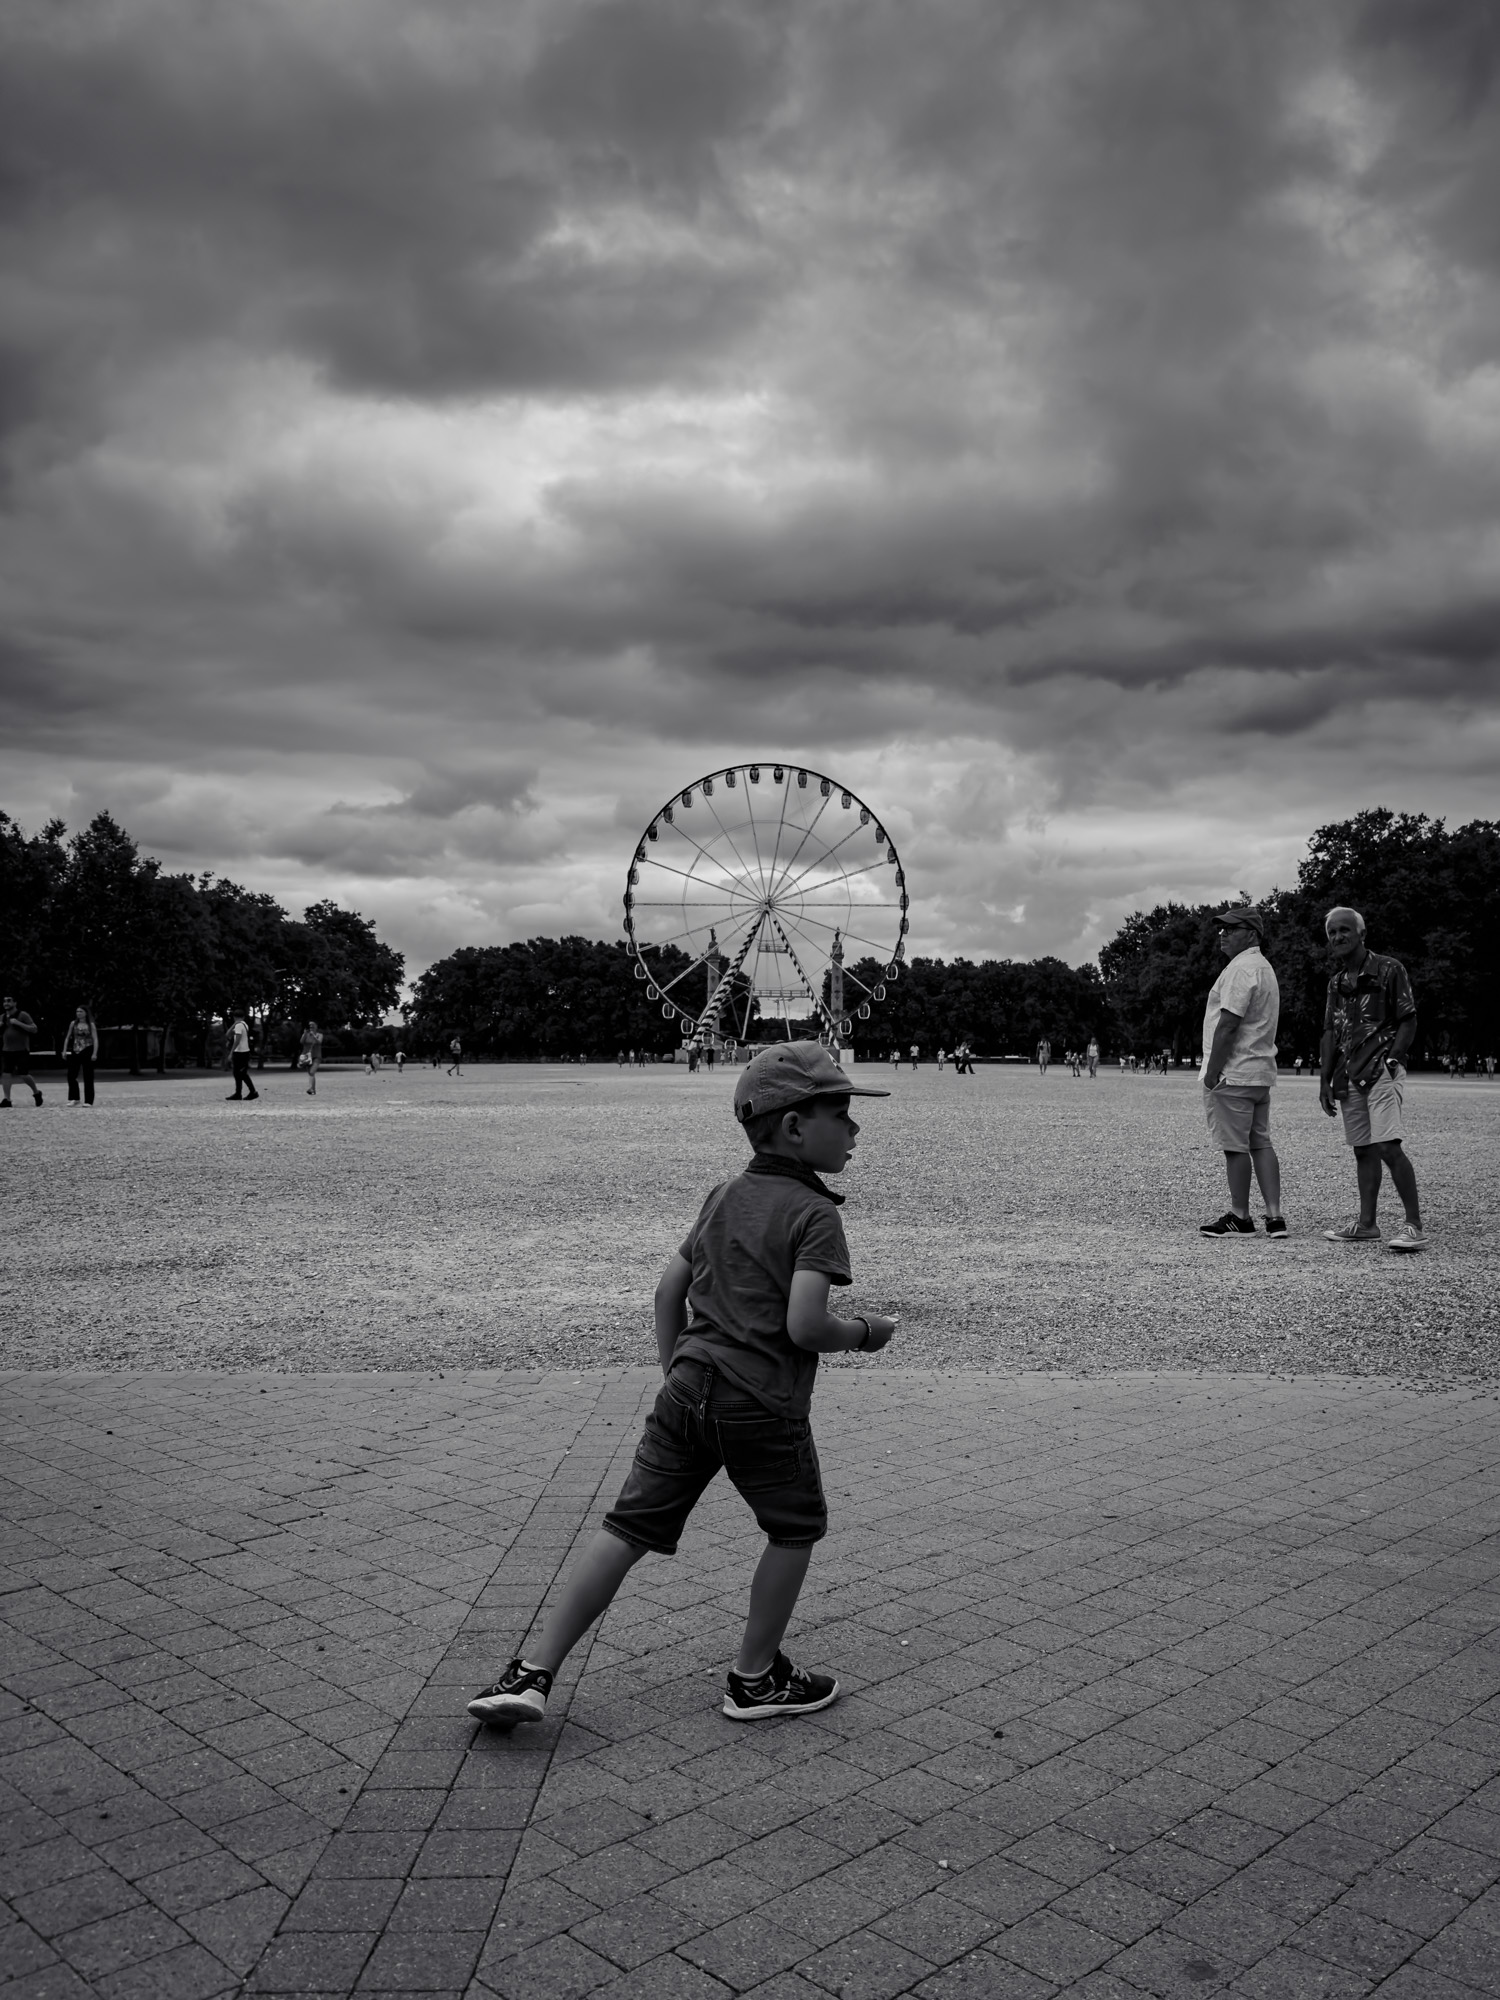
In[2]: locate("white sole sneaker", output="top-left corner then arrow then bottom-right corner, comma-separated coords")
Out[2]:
466,1687 -> 546,1723
466,1658 -> 552,1724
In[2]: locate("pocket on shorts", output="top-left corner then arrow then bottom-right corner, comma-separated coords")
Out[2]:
634,1397 -> 695,1475
716,1416 -> 804,1492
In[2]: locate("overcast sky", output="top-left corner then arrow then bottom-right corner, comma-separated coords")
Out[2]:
3,0 -> 1498,984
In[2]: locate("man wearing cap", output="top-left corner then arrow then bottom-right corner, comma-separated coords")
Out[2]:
1199,907 -> 1286,1236
1319,906 -> 1426,1251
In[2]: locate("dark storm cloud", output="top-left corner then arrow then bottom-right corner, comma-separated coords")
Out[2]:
2,0 -> 1498,973
0,0 -> 781,406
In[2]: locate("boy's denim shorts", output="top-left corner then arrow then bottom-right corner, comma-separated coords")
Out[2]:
602,1359 -> 827,1554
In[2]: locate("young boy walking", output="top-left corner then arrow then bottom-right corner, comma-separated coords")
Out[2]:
468,1042 -> 898,1726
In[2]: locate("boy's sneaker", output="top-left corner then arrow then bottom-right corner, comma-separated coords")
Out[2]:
1323,1221 -> 1380,1242
466,1658 -> 553,1724
1200,1212 -> 1255,1235
1389,1225 -> 1428,1253
724,1650 -> 839,1721
1264,1217 -> 1288,1237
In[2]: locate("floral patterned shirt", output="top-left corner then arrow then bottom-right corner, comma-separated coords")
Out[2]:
1324,950 -> 1416,1062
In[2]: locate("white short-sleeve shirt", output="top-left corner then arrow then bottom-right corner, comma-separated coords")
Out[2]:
1202,945 -> 1280,1086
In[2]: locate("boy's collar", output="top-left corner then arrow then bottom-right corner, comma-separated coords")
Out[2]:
744,1153 -> 845,1205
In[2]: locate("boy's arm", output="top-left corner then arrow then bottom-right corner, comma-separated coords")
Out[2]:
787,1271 -> 897,1352
654,1254 -> 693,1375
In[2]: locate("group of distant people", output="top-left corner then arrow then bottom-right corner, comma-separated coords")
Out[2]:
2,997 -> 99,1109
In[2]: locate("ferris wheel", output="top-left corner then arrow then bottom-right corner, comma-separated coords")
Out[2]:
623,763 -> 909,1044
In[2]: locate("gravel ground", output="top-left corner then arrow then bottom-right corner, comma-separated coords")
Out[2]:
8,1061 -> 1498,1381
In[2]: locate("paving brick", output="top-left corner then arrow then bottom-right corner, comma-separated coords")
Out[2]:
480,1929 -> 618,1999
94,1939 -> 238,2000
248,1929 -> 377,1992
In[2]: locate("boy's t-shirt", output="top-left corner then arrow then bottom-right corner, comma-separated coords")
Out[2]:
672,1164 -> 852,1417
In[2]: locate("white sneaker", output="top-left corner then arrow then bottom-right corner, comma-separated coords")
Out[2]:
1389,1225 -> 1428,1253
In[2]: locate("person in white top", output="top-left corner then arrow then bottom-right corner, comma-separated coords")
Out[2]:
1199,907 -> 1284,1237
226,1012 -> 259,1101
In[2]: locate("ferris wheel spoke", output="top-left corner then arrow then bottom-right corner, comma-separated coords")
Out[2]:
639,850 -> 744,893
792,856 -> 899,895
742,781 -> 770,897
652,943 -> 732,998
765,789 -> 834,898
700,790 -> 764,901
661,821 -> 762,898
780,908 -> 902,965
636,921 -> 734,957
775,827 -> 888,901
835,961 -> 881,1000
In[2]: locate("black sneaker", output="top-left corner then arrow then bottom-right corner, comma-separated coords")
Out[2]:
1200,1212 -> 1256,1235
1264,1217 -> 1288,1238
466,1658 -> 553,1724
723,1650 -> 839,1721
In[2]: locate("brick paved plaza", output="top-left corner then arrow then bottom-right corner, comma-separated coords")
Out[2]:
6,1368 -> 1500,1998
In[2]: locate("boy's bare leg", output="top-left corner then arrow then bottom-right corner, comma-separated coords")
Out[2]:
527,1529 -> 646,1675
735,1543 -> 813,1678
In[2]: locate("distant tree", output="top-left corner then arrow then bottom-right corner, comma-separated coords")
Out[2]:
408,938 -> 690,1057
281,901 -> 404,1031
847,953 -> 1110,1057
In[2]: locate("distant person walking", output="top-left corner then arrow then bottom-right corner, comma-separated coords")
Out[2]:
364,1048 -> 377,1075
908,1043 -> 919,1070
447,1037 -> 463,1076
954,1041 -> 974,1075
396,1048 -> 405,1075
1036,1037 -> 1050,1075
1086,1037 -> 1099,1079
1,996 -> 44,1108
1319,906 -> 1426,1251
63,1006 -> 98,1106
225,1011 -> 259,1101
300,1021 -> 323,1094
1199,907 -> 1284,1237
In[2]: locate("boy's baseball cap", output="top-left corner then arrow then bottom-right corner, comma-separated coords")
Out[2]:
734,1042 -> 890,1123
1212,904 -> 1265,936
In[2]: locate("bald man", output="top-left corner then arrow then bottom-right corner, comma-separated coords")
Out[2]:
1320,907 -> 1426,1251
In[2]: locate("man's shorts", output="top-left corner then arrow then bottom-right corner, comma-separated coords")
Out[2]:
1203,1083 -> 1271,1152
602,1359 -> 827,1554
1,1052 -> 31,1075
1339,1065 -> 1405,1147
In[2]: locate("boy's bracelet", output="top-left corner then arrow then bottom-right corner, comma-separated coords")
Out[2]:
851,1316 -> 870,1350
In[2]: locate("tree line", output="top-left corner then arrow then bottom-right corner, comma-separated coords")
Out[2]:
5,804 -> 1494,1066
1,810 -> 403,1067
